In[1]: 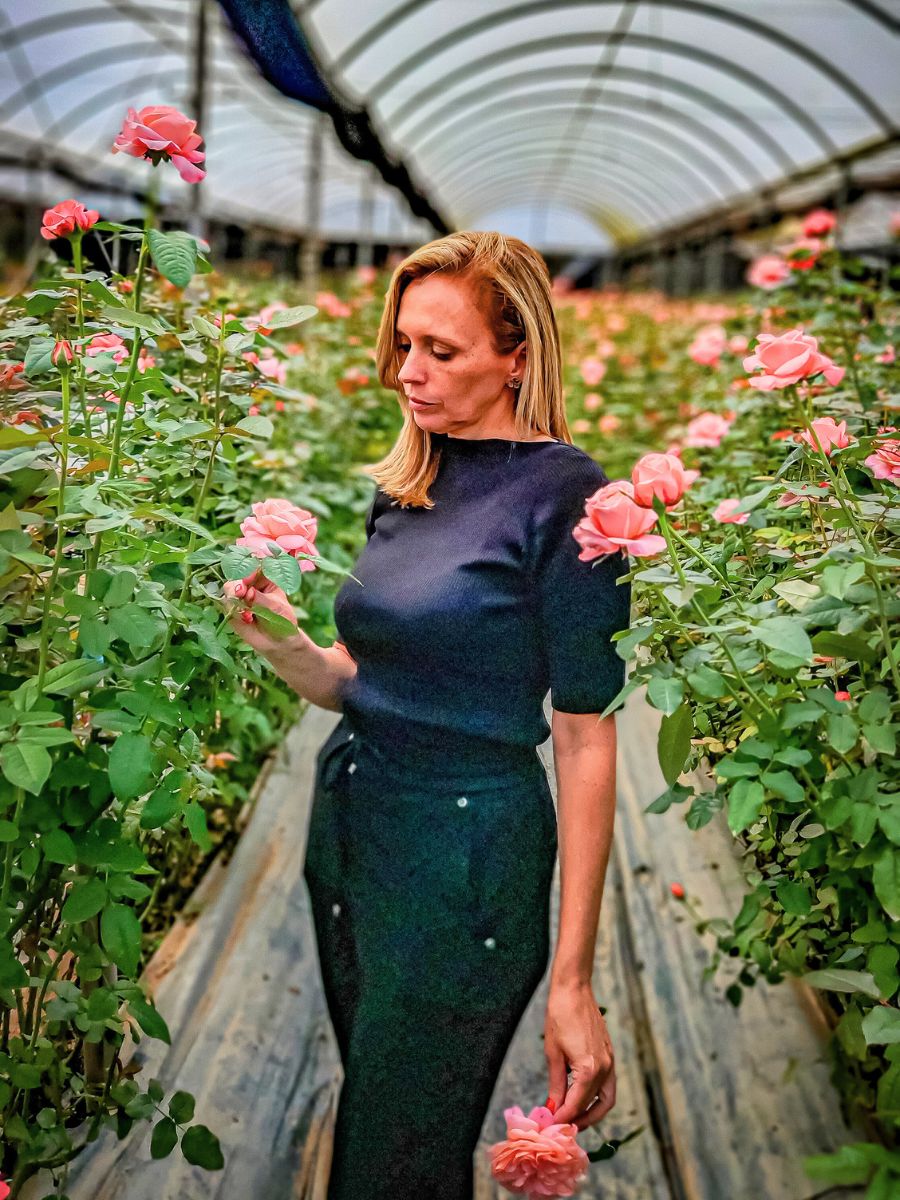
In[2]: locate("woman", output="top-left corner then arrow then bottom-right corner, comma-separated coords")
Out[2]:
225,231 -> 632,1199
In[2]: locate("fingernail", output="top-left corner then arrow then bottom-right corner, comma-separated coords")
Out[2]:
234,581 -> 246,598
545,1097 -> 556,1113
245,587 -> 256,602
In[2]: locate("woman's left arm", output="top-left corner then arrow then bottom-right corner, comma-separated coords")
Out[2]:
543,708 -> 618,1131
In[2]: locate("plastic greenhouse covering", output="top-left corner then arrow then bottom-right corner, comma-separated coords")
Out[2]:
1,0 -> 898,252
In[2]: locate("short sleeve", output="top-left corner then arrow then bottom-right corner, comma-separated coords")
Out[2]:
529,453 -> 632,714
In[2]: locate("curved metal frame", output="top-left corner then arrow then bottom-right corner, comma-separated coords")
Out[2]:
452,172 -> 663,237
455,186 -> 646,244
403,67 -> 795,175
449,163 -> 680,227
423,104 -> 744,196
437,135 -> 721,216
381,34 -> 840,159
341,0 -> 894,137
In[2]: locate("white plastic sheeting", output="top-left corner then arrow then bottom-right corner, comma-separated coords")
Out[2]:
1,0 -> 898,252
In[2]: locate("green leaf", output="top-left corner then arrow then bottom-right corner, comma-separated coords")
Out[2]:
249,606 -> 299,639
108,733 -> 155,800
656,703 -> 692,785
168,1090 -> 195,1124
230,415 -> 273,439
266,303 -> 318,329
727,779 -> 765,834
260,552 -> 302,594
811,630 -> 878,664
802,969 -> 881,998
183,801 -> 212,853
647,674 -> 683,715
40,828 -> 78,865
108,603 -> 166,651
100,902 -> 142,976
99,303 -> 169,336
802,1143 -> 875,1186
862,1006 -> 900,1045
147,228 -> 199,288
756,616 -> 813,664
761,770 -> 806,806
24,337 -> 57,377
151,1116 -> 179,1159
62,875 -> 107,923
775,881 -> 812,915
140,785 -> 181,830
827,712 -> 859,755
872,846 -> 900,921
181,1124 -> 224,1170
128,994 -> 171,1045
0,742 -> 51,794
166,421 -> 216,443
191,314 -> 221,340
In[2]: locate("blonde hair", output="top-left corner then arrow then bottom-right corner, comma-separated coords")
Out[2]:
363,230 -> 572,508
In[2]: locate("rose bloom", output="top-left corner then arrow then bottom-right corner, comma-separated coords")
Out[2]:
85,333 -> 128,363
315,290 -> 352,318
572,418 -> 592,434
580,356 -> 606,386
137,348 -> 156,373
688,325 -> 726,367
803,209 -> 836,237
712,497 -> 750,525
798,416 -> 856,456
785,237 -> 822,271
684,411 -> 732,448
727,333 -> 749,354
40,199 -> 100,241
0,362 -> 26,391
743,329 -> 845,390
746,254 -> 790,290
875,345 -> 895,364
632,452 -> 700,508
356,264 -> 377,286
488,1104 -> 589,1198
111,105 -> 206,183
236,498 -> 318,567
573,478 -> 666,560
597,413 -> 620,434
865,437 -> 900,485
583,391 -> 603,411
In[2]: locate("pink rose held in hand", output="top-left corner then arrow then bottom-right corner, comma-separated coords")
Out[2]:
112,105 -> 206,183
41,199 -> 99,240
236,498 -> 318,568
573,479 -> 667,560
743,329 -> 845,390
488,1104 -> 590,1198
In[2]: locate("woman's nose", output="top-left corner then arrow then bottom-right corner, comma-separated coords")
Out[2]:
398,352 -> 424,383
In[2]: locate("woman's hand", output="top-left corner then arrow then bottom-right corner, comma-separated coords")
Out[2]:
544,981 -> 616,1131
222,570 -> 300,655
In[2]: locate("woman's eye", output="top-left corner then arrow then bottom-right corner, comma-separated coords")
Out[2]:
397,343 -> 451,361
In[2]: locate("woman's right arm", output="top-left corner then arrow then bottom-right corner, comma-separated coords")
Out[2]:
259,632 -> 357,713
224,576 -> 357,712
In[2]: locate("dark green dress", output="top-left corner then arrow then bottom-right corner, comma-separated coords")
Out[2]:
303,434 -> 631,1199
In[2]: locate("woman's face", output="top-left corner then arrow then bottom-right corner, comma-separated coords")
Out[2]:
395,273 -> 525,439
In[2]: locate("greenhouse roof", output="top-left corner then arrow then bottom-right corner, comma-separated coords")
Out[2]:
1,0 -> 898,253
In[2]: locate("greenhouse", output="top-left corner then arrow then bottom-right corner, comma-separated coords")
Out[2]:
0,2 -> 899,1199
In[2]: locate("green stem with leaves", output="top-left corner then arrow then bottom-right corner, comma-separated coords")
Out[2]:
35,365 -> 73,696
71,232 -> 92,436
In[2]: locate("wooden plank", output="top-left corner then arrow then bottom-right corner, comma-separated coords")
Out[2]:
25,704 -> 343,1200
612,688 -> 865,1200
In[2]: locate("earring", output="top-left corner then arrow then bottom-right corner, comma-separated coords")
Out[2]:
509,378 -> 521,389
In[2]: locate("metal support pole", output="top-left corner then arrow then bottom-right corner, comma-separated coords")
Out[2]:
300,109 -> 326,292
357,164 -> 376,267
188,0 -> 208,242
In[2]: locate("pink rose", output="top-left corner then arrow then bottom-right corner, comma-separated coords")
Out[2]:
137,348 -> 156,374
315,291 -> 352,318
236,498 -> 318,568
802,209 -> 836,237
746,254 -> 790,290
583,392 -> 602,411
572,418 -> 592,434
712,497 -> 750,525
797,416 -> 855,456
865,436 -> 900,485
488,1104 -> 589,1198
891,213 -> 900,238
111,105 -> 206,184
727,334 -> 749,354
573,479 -> 666,560
580,357 -> 606,386
743,329 -> 845,390
632,452 -> 700,508
40,199 -> 99,240
876,345 -> 895,364
356,265 -> 377,285
684,412 -> 732,448
785,237 -> 822,271
688,325 -> 726,367
85,333 -> 128,363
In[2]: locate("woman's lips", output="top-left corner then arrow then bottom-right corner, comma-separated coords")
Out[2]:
408,397 -> 434,409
